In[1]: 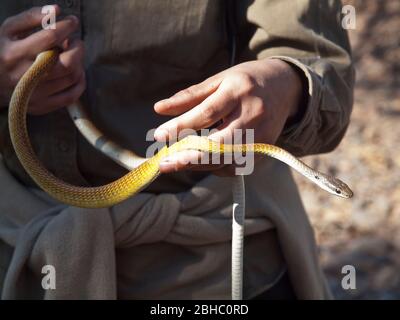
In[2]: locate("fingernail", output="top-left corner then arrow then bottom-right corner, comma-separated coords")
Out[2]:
154,100 -> 166,113
66,15 -> 79,25
154,128 -> 169,141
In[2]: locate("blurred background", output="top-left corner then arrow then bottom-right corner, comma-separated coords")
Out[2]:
295,0 -> 400,299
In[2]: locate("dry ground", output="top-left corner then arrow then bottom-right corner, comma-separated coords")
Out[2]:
295,0 -> 400,299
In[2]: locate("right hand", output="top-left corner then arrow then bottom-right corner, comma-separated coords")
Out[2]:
0,5 -> 86,115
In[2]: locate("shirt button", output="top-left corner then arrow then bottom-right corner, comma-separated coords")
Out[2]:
65,0 -> 74,8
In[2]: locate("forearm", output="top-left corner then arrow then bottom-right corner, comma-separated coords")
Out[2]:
272,52 -> 354,157
239,0 -> 355,157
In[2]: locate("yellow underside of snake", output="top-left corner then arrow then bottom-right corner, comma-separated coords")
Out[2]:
8,50 -> 353,208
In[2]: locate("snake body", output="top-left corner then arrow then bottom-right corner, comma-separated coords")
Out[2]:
8,50 -> 353,208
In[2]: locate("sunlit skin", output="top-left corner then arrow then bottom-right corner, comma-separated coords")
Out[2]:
153,58 -> 304,176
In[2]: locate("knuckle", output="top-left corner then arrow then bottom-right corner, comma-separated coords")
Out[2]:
63,52 -> 82,72
0,46 -> 15,67
233,73 -> 255,95
66,16 -> 78,29
63,58 -> 74,72
202,105 -> 218,124
58,18 -> 78,36
26,7 -> 39,22
1,17 -> 13,31
42,30 -> 58,47
251,97 -> 266,117
179,87 -> 195,99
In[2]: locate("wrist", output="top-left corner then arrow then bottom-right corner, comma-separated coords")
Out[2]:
273,59 -> 308,126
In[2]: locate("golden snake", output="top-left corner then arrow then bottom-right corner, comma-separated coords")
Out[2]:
8,49 -> 353,208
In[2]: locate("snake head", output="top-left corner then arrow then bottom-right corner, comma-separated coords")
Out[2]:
314,174 -> 354,199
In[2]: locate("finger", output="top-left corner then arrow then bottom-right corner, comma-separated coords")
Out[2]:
4,58 -> 35,85
159,150 -> 226,173
31,68 -> 83,100
28,72 -> 85,115
160,161 -> 226,173
209,105 -> 259,143
1,6 -> 61,37
154,88 -> 237,141
159,150 -> 201,173
154,76 -> 222,116
45,39 -> 84,80
15,15 -> 79,57
2,40 -> 81,83
210,118 -> 266,176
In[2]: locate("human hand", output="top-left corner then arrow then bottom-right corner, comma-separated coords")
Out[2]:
0,5 -> 85,114
154,58 -> 304,176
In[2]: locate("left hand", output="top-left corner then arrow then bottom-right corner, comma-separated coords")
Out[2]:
153,58 -> 304,176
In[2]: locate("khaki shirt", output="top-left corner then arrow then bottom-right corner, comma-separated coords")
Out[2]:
0,0 -> 354,299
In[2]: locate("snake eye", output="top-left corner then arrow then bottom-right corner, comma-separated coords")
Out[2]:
335,189 -> 342,195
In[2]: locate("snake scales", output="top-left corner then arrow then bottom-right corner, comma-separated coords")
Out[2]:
8,49 -> 353,208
